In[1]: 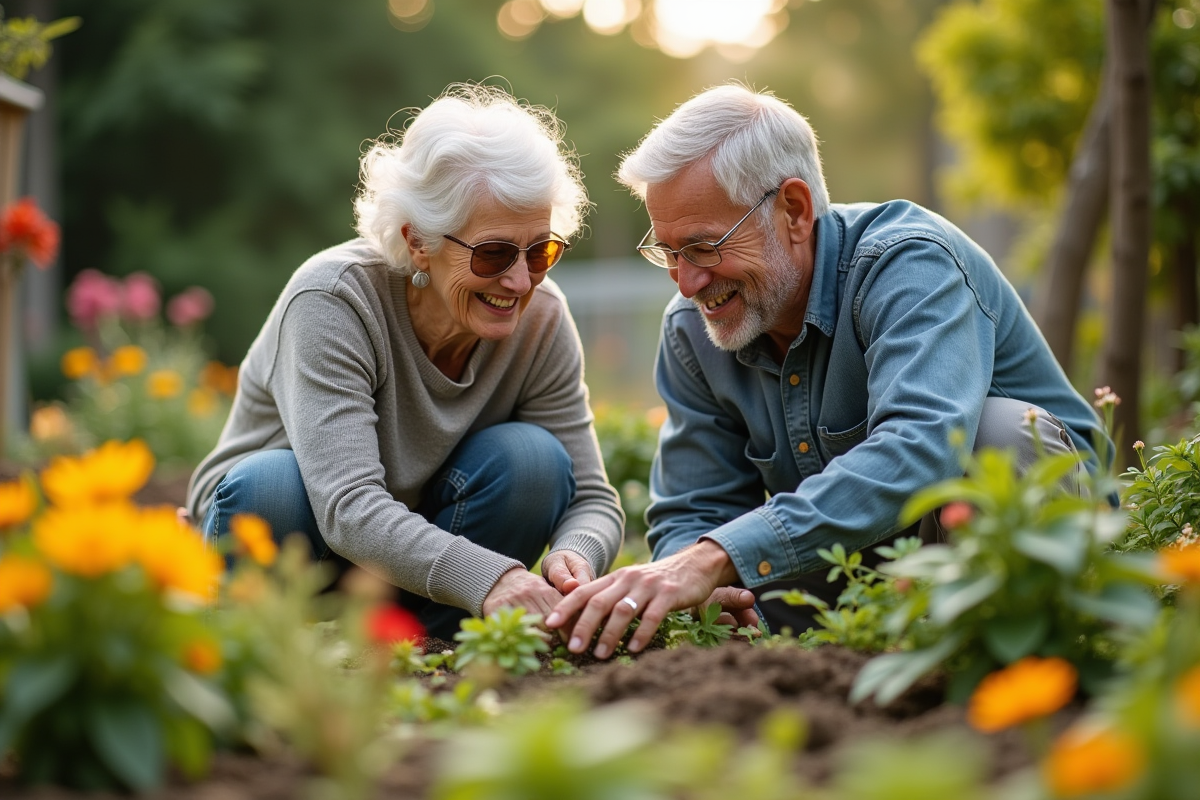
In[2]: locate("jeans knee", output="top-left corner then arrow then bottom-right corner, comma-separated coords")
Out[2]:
205,450 -> 314,543
470,423 -> 574,496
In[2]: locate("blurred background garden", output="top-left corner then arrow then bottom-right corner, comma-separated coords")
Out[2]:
3,0 -> 1200,483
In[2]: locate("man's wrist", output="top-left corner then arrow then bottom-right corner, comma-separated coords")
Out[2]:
688,538 -> 739,585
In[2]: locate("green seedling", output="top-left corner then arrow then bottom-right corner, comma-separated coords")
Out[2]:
664,602 -> 734,648
453,607 -> 549,676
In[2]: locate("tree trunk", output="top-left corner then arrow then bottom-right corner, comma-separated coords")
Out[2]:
1102,0 -> 1154,464
1170,197 -> 1199,372
1036,81 -> 1110,373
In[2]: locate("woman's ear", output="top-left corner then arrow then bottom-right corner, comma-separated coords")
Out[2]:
402,223 -> 429,270
778,177 -> 815,246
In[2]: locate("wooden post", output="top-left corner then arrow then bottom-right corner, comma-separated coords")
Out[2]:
0,74 -> 44,460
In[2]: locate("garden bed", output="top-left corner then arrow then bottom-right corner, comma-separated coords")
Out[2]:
1,637 -> 1066,799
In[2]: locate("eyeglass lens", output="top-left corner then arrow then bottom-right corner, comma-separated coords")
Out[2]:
467,239 -> 566,278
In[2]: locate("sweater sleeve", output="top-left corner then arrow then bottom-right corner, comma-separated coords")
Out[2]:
272,289 -> 523,616
514,306 -> 625,578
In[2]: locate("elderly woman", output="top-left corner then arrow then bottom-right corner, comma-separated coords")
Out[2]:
187,85 -> 624,637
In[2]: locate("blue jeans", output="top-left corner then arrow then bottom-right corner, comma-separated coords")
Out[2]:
202,422 -> 575,638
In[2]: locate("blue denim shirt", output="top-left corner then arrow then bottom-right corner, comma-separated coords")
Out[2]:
647,200 -> 1109,588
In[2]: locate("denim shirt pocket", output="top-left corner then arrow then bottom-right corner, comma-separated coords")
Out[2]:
744,441 -> 782,488
816,418 -> 869,463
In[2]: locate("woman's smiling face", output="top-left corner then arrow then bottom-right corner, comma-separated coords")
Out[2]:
413,197 -> 554,345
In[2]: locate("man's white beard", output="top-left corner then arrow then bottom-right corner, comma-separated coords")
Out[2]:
695,228 -> 803,352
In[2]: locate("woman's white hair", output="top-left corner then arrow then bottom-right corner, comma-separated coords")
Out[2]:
354,84 -> 588,274
617,83 -> 830,219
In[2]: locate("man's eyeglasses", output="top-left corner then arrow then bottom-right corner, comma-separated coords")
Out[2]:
636,188 -> 779,269
443,234 -> 571,278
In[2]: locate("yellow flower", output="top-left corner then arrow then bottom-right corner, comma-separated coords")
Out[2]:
187,387 -> 218,418
40,439 -> 155,508
30,404 -> 71,442
200,361 -> 239,395
33,503 -> 139,577
1176,665 -> 1200,728
226,569 -> 268,605
0,474 -> 38,529
61,346 -> 99,380
182,639 -> 223,675
0,555 -> 53,612
967,656 -> 1078,732
146,369 -> 184,399
108,344 -> 148,377
1159,541 -> 1200,585
230,513 -> 277,566
134,507 -> 222,603
1043,723 -> 1143,797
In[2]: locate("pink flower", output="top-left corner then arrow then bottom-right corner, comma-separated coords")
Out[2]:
66,270 -> 122,330
120,272 -> 161,322
166,286 -> 215,327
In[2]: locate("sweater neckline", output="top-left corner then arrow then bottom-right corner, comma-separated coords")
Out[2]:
390,271 -> 495,394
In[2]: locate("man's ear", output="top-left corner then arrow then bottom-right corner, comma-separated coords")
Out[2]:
402,223 -> 430,270
778,177 -> 815,246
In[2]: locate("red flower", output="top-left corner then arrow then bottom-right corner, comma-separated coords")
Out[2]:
366,604 -> 424,644
0,197 -> 60,268
940,501 -> 975,529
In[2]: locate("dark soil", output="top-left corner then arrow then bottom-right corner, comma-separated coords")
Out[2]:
1,638 -> 1073,799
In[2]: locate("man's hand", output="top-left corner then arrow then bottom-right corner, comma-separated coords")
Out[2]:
482,567 -> 565,620
544,539 -> 741,659
541,550 -> 595,594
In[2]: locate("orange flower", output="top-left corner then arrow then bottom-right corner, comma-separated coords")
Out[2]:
0,197 -> 60,268
940,501 -> 974,529
30,404 -> 71,442
0,555 -> 53,612
187,388 -> 218,418
33,503 -> 139,577
182,639 -> 223,675
967,656 -> 1078,732
230,513 -> 277,566
61,346 -> 99,380
146,369 -> 184,399
1043,723 -> 1143,797
1176,665 -> 1200,728
0,474 -> 38,529
40,439 -> 155,508
645,405 -> 668,427
1160,541 -> 1200,585
200,361 -> 239,396
134,507 -> 223,603
108,345 -> 148,377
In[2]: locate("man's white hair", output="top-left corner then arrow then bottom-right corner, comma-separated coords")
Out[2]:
354,84 -> 588,275
617,83 -> 830,218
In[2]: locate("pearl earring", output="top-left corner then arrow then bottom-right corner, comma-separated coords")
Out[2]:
411,270 -> 430,289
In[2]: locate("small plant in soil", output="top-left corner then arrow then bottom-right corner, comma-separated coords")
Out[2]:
762,537 -> 924,653
387,679 -> 497,726
662,602 -> 734,648
453,607 -> 550,676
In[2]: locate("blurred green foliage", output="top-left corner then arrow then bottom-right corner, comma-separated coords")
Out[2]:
54,0 -> 943,373
0,9 -> 78,79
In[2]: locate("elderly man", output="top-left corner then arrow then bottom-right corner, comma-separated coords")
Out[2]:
545,84 -> 1107,658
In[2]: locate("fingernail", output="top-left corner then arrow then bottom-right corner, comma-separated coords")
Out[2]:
569,637 -> 583,652
546,612 -> 561,627
628,640 -> 642,653
741,590 -> 753,602
594,643 -> 609,659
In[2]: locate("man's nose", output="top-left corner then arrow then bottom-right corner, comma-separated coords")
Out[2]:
671,259 -> 713,299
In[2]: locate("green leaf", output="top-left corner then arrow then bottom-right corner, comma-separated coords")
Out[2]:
850,633 -> 963,706
86,700 -> 164,791
0,655 -> 78,748
760,589 -> 828,609
1012,527 -> 1087,576
982,614 -> 1048,663
899,482 -> 991,527
1025,451 -> 1084,490
930,573 -> 1002,625
1064,585 -> 1160,629
164,667 -> 236,733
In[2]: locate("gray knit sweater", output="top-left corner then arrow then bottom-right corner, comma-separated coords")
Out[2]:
187,239 -> 624,616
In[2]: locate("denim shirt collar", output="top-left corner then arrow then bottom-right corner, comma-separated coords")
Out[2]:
735,210 -> 844,370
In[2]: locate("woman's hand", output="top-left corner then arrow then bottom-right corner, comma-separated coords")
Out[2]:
541,550 -> 595,594
481,566 -> 565,620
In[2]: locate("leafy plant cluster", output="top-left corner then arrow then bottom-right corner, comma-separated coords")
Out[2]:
453,607 -> 550,678
1120,434 -> 1200,554
763,538 -> 925,654
852,444 -> 1160,706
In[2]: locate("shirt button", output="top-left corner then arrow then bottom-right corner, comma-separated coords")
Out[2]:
789,374 -> 800,386
797,441 -> 810,454
757,560 -> 772,576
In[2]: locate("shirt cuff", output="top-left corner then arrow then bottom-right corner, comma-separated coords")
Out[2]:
426,537 -> 525,618
701,508 -> 801,588
547,531 -> 612,579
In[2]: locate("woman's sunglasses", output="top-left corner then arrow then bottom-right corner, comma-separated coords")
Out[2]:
442,234 -> 571,278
